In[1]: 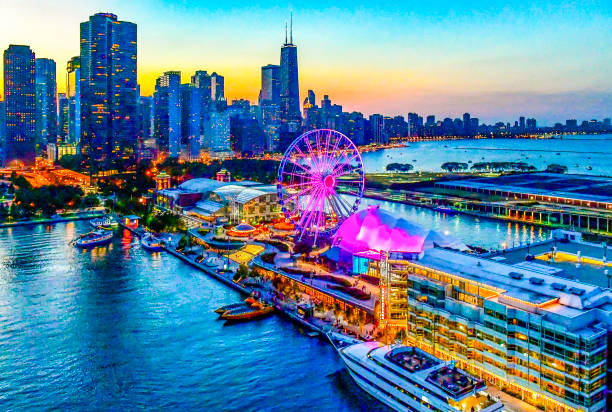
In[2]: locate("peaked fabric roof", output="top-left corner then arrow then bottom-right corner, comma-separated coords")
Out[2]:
334,206 -> 465,254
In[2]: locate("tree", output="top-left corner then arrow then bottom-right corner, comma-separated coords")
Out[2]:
386,163 -> 414,173
441,162 -> 468,173
235,264 -> 249,280
10,174 -> 31,190
545,164 -> 568,174
57,154 -> 83,171
82,194 -> 100,208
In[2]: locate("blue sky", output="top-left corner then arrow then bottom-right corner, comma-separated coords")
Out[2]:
1,0 -> 611,124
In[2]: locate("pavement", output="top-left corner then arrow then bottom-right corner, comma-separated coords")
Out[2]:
486,385 -> 541,412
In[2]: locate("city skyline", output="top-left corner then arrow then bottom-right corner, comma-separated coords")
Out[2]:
1,0 -> 611,125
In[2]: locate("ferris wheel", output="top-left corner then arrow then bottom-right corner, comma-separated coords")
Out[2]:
277,129 -> 365,244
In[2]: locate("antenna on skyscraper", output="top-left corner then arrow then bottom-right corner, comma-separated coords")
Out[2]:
290,12 -> 293,44
285,21 -> 288,44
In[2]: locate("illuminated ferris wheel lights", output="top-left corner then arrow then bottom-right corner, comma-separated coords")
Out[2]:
276,129 -> 365,244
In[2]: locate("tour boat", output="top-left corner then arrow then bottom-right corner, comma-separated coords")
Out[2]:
214,302 -> 250,315
90,216 -> 117,228
332,340 -> 504,412
74,229 -> 113,248
220,304 -> 274,321
140,233 -> 163,252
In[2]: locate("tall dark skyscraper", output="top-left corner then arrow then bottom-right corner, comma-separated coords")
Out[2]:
80,12 -> 137,167
259,64 -> 280,104
259,64 -> 281,151
279,17 -> 301,133
58,93 -> 69,142
3,45 -> 36,164
35,58 -> 57,146
210,72 -> 225,101
180,83 -> 202,159
154,71 -> 181,158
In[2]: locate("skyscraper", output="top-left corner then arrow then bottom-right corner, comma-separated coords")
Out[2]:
259,64 -> 281,151
180,83 -> 202,159
0,100 -> 5,152
154,71 -> 181,158
80,12 -> 137,167
57,93 -> 69,142
66,56 -> 81,145
204,109 -> 231,153
462,112 -> 471,135
259,64 -> 280,104
368,114 -> 387,144
210,72 -> 224,101
279,16 -> 301,134
35,58 -> 57,146
3,45 -> 36,164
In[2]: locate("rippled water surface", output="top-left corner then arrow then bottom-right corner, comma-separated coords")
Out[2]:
0,222 -> 387,410
361,134 -> 612,175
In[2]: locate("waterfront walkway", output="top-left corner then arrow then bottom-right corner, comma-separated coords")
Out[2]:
0,211 -> 105,229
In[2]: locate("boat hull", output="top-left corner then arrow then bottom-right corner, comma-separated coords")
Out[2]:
221,306 -> 274,322
75,236 -> 113,248
214,302 -> 249,315
141,242 -> 163,252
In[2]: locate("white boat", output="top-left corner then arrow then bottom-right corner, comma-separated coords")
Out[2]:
90,216 -> 118,228
74,229 -> 113,248
140,233 -> 163,252
334,341 -> 503,412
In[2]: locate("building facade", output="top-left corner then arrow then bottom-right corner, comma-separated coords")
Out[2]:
379,249 -> 609,412
35,58 -> 57,147
3,45 -> 37,164
154,71 -> 181,157
80,12 -> 137,166
180,83 -> 202,159
210,72 -> 224,101
279,19 -> 301,136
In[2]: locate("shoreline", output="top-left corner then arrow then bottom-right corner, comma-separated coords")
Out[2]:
0,212 -> 106,229
118,217 -> 333,335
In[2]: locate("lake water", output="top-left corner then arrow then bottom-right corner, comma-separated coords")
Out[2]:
3,136 -> 584,409
0,222 -> 384,411
0,207 -> 548,409
360,134 -> 612,176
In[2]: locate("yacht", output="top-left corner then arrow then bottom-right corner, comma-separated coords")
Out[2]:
332,340 -> 503,412
74,229 -> 113,248
140,233 -> 163,252
90,216 -> 117,228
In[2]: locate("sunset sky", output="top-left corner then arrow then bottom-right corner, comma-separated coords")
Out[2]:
1,0 -> 611,125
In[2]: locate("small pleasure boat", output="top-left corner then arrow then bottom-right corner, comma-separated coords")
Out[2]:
215,302 -> 250,315
74,229 -> 113,248
90,216 -> 118,228
221,304 -> 274,322
140,233 -> 163,252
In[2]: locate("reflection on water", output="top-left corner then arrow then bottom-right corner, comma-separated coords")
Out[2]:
0,221 -> 384,410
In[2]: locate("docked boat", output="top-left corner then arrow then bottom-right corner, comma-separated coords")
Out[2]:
90,216 -> 117,228
214,302 -> 250,315
221,304 -> 274,322
333,341 -> 504,412
433,206 -> 457,215
141,233 -> 163,252
74,229 -> 113,248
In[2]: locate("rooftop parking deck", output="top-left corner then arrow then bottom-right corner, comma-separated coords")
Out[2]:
490,239 -> 611,288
